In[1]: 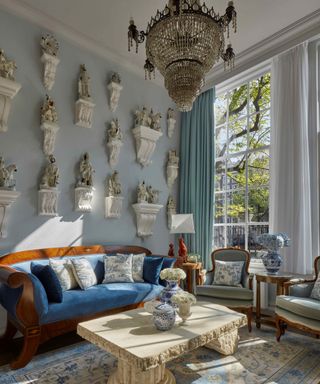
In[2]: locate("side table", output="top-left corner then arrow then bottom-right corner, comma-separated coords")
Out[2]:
182,262 -> 202,293
255,272 -> 305,328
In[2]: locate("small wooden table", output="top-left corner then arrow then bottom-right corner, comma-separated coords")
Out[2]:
78,302 -> 247,384
181,262 -> 202,293
255,272 -> 305,328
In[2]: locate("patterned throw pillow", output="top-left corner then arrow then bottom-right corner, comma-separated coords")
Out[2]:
49,259 -> 79,291
213,260 -> 244,287
132,253 -> 146,282
102,254 -> 134,284
310,272 -> 320,300
71,258 -> 98,290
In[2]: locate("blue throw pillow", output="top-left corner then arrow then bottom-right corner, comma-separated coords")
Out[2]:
143,257 -> 164,285
31,262 -> 63,303
159,257 -> 177,286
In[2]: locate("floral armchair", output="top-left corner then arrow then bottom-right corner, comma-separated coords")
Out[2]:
275,256 -> 320,340
195,248 -> 254,332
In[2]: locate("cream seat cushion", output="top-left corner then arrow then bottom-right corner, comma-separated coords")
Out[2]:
276,295 -> 320,321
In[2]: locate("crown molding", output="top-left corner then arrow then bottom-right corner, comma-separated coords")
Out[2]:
205,8 -> 320,88
0,0 -> 164,87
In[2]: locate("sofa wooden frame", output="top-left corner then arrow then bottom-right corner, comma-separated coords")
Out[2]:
275,255 -> 320,341
0,245 -> 152,369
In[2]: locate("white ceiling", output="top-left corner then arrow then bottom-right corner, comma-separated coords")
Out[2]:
2,0 -> 320,81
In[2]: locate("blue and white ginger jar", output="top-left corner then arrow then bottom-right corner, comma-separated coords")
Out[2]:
152,303 -> 175,331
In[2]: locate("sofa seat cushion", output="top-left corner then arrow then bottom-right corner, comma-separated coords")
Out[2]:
276,295 -> 320,321
41,282 -> 163,324
196,285 -> 253,301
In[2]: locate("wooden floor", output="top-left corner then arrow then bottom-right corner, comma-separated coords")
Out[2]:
0,332 -> 82,367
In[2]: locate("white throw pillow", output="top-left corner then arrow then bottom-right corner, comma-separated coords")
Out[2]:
213,260 -> 244,287
118,253 -> 145,282
102,254 -> 134,284
71,258 -> 98,290
310,272 -> 320,300
49,259 -> 78,291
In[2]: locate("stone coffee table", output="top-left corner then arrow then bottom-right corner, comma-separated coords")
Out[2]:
77,301 -> 247,384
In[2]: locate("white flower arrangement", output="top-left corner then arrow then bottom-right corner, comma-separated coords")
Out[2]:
160,268 -> 186,281
171,291 -> 197,305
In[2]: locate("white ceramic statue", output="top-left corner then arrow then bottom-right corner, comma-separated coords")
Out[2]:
40,35 -> 59,57
78,64 -> 91,100
147,185 -> 160,204
167,149 -> 179,189
40,155 -> 59,189
108,72 -> 122,112
41,95 -> 58,124
0,49 -> 17,81
167,108 -> 176,138
150,109 -> 162,131
0,156 -> 17,190
77,152 -> 94,187
108,118 -> 123,142
137,181 -> 148,203
107,171 -> 122,197
168,150 -> 179,166
135,106 -> 151,127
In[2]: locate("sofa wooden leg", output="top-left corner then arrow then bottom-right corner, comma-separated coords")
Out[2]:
0,318 -> 17,346
246,307 -> 253,333
275,316 -> 282,342
10,327 -> 41,370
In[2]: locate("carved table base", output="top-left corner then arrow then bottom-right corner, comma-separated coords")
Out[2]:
206,328 -> 239,355
108,359 -> 176,384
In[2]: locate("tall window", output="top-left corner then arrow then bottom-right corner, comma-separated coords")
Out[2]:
214,73 -> 271,255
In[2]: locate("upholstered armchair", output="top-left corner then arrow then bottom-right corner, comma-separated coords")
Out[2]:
275,256 -> 320,341
195,248 -> 254,332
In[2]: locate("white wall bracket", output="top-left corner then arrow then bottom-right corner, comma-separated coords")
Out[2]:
132,125 -> 163,167
0,189 -> 20,238
0,77 -> 21,133
107,139 -> 122,168
105,196 -> 124,219
167,164 -> 179,189
108,81 -> 123,112
132,203 -> 163,238
75,98 -> 95,129
167,117 -> 176,138
38,188 -> 59,216
41,121 -> 60,156
75,186 -> 94,212
41,52 -> 60,91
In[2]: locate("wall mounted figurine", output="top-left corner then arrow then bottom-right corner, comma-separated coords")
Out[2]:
167,149 -> 179,189
40,34 -> 60,91
40,95 -> 60,156
75,152 -> 95,212
132,181 -> 163,237
167,195 -> 176,230
38,155 -> 59,216
132,106 -> 163,167
106,118 -> 123,168
0,49 -> 21,132
105,170 -> 123,218
167,108 -> 176,138
107,72 -> 122,112
75,64 -> 95,128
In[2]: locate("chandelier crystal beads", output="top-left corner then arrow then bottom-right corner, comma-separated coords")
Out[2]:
128,0 -> 237,111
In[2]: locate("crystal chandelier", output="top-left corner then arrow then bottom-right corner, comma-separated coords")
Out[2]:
128,0 -> 237,112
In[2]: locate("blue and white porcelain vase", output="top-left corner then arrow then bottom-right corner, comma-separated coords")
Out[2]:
159,280 -> 182,308
152,303 -> 176,331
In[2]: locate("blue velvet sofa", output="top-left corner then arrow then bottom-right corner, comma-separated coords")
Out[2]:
0,245 -> 168,369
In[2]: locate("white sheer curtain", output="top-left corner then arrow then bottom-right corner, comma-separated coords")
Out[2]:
270,42 -> 318,274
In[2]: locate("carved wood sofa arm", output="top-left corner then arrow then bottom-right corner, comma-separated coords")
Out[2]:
0,265 -> 39,328
283,278 -> 316,296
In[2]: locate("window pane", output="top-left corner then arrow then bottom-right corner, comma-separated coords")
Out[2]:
215,160 -> 225,192
214,193 -> 225,223
249,110 -> 271,149
227,226 -> 245,249
228,84 -> 248,122
249,73 -> 271,115
228,117 -> 247,154
226,155 -> 246,190
215,94 -> 227,125
248,225 -> 269,255
248,188 -> 269,222
227,190 -> 246,223
215,125 -> 227,157
213,226 -> 225,249
248,150 -> 270,187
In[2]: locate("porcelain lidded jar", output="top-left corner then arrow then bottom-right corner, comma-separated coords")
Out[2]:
152,303 -> 176,331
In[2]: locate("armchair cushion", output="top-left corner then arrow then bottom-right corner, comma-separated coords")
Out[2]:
196,284 -> 253,301
310,272 -> 320,300
276,295 -> 320,321
289,281 -> 315,297
213,261 -> 244,287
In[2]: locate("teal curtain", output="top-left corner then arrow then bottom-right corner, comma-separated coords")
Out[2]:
179,88 -> 215,268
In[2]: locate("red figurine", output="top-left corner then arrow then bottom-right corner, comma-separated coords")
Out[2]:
168,242 -> 175,257
178,237 -> 188,263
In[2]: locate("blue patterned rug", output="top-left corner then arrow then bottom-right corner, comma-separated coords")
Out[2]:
0,327 -> 319,384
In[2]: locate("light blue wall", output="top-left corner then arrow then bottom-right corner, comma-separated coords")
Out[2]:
0,8 -> 179,256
